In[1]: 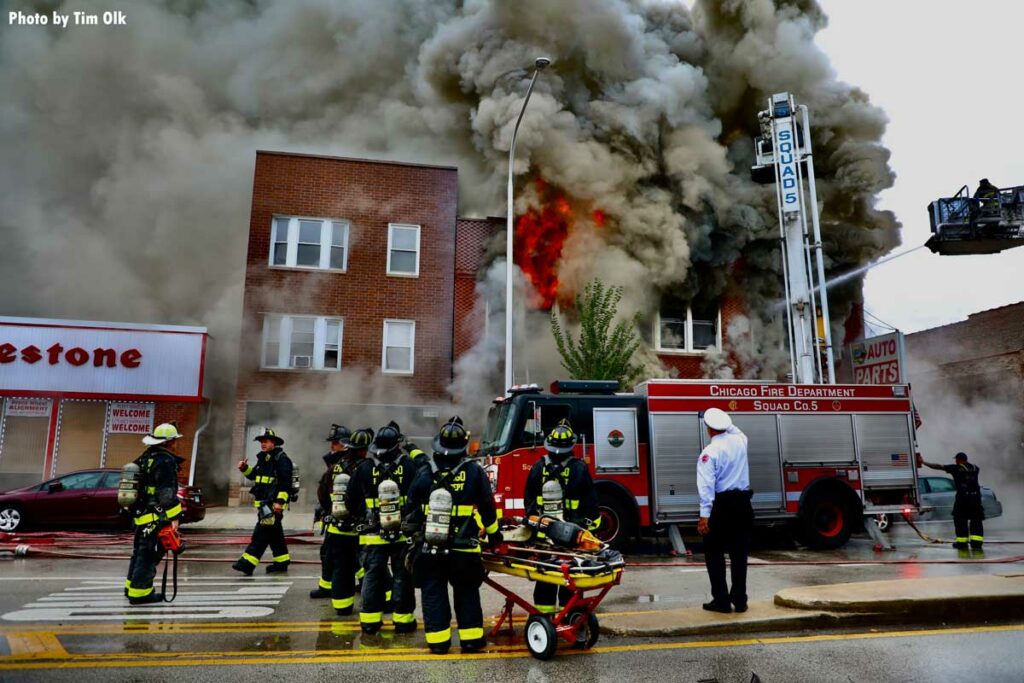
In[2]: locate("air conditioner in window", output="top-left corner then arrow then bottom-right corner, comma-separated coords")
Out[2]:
291,355 -> 312,368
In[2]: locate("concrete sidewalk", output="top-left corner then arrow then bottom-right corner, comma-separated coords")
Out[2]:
191,506 -> 315,533
602,573 -> 1024,637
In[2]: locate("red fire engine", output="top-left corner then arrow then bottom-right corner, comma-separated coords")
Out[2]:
480,379 -> 921,549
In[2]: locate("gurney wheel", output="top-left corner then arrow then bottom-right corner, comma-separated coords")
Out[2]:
567,609 -> 599,650
526,614 -> 558,660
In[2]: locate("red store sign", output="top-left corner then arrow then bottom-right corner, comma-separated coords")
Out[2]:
0,343 -> 142,368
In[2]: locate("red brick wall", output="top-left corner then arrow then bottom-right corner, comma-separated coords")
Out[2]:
454,218 -> 501,359
232,152 -> 459,473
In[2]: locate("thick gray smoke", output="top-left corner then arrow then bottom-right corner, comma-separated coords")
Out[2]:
0,0 -> 899,484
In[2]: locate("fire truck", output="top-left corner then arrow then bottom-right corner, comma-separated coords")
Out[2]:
479,378 -> 921,549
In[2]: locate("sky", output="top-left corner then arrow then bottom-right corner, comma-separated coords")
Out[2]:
815,0 -> 1024,335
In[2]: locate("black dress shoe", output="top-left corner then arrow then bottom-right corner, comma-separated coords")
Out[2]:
231,560 -> 254,576
128,592 -> 164,605
309,587 -> 330,599
702,601 -> 732,613
266,562 -> 290,574
733,603 -> 748,613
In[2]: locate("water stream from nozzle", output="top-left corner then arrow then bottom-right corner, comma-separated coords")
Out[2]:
771,245 -> 926,311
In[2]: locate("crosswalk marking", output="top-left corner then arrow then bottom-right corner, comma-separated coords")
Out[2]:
2,578 -> 293,622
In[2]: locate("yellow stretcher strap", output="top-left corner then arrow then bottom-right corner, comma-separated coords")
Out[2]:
481,559 -> 622,589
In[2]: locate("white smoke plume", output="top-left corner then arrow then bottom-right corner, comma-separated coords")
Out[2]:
0,0 -> 899,486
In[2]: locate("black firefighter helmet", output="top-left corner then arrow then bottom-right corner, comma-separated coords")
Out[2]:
370,424 -> 402,461
326,424 -> 350,443
432,416 -> 469,469
343,427 -> 374,451
544,419 -> 576,461
254,428 -> 284,446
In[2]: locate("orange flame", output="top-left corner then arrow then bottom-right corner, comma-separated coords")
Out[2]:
514,181 -> 572,309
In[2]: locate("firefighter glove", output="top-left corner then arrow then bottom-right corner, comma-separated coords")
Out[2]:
488,530 -> 504,547
237,460 -> 248,472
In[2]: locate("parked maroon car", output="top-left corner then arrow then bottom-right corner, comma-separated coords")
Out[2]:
0,469 -> 205,532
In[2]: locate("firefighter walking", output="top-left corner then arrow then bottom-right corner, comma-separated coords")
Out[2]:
233,428 -> 295,575
523,419 -> 599,614
919,451 -> 985,549
696,408 -> 753,614
124,423 -> 185,605
405,417 -> 502,654
346,424 -> 418,634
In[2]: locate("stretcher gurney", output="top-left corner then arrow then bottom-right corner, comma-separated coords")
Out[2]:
481,543 -> 624,660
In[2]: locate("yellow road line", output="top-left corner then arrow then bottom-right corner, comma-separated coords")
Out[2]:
4,632 -> 69,659
0,623 -> 1019,670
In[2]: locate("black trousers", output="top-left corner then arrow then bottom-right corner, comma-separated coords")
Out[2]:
534,580 -> 572,613
703,489 -> 753,607
327,532 -> 360,611
126,527 -> 166,599
418,551 -> 486,647
318,531 -> 334,588
240,513 -> 289,567
953,496 -> 985,546
361,543 -> 415,630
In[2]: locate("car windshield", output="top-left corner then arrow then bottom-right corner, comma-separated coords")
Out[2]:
480,402 -> 516,455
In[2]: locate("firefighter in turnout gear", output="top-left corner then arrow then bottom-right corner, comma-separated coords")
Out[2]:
405,417 -> 502,654
321,427 -> 373,614
310,424 -> 350,600
124,423 -> 185,605
346,424 -> 418,634
523,419 -> 599,614
919,451 -> 985,549
233,429 -> 295,575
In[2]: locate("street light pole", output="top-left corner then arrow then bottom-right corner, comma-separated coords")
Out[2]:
505,57 -> 550,395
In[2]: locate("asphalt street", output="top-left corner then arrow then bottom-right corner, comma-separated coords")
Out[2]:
0,518 -> 1021,681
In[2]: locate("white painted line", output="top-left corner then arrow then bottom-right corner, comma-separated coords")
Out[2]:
2,607 -> 277,621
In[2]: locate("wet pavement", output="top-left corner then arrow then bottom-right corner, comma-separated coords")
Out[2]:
0,517 -> 1021,680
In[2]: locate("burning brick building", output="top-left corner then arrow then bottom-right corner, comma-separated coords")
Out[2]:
230,151 -> 753,504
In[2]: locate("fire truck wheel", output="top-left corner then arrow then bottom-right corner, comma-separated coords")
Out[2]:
801,489 -> 854,550
525,614 -> 558,660
595,488 -> 637,549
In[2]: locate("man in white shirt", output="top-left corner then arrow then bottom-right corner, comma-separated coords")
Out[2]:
696,408 -> 754,613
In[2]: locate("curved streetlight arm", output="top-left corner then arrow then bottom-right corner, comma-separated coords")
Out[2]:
505,59 -> 549,395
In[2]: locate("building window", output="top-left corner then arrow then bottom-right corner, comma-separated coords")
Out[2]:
387,224 -> 420,277
382,319 -> 415,374
262,315 -> 344,370
655,301 -> 721,353
269,216 -> 349,271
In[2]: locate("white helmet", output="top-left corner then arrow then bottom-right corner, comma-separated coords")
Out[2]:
143,423 -> 183,446
702,408 -> 732,431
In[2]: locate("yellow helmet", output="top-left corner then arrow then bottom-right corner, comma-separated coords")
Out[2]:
143,422 -> 182,446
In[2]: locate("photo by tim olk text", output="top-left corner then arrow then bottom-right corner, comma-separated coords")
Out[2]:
8,10 -> 126,27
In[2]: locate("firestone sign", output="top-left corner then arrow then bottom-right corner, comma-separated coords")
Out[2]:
0,318 -> 207,401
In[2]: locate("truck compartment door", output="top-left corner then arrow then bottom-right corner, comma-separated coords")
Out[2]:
780,414 -> 856,465
592,407 -> 639,471
855,414 -> 915,490
649,413 -> 703,519
730,414 -> 785,513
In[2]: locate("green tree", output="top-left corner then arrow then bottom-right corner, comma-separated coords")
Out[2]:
550,280 -> 643,385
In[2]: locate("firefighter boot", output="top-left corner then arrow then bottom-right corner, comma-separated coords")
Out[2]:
128,592 -> 164,606
231,559 -> 255,576
460,638 -> 485,654
266,561 -> 290,574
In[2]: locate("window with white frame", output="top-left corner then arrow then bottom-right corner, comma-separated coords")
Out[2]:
382,320 -> 415,374
655,299 -> 721,352
269,216 -> 349,271
262,315 -> 344,370
387,224 -> 420,277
